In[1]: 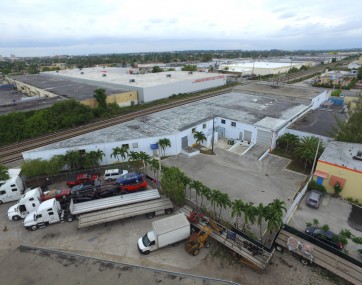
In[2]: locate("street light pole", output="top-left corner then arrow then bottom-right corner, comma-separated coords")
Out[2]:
310,138 -> 321,177
211,116 -> 215,154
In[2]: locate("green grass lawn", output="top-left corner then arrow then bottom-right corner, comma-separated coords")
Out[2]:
271,148 -> 311,175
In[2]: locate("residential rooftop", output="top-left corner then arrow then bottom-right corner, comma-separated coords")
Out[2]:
28,91 -> 308,151
44,67 -> 223,88
319,141 -> 362,172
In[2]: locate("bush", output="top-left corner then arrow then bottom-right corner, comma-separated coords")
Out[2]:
307,180 -> 326,193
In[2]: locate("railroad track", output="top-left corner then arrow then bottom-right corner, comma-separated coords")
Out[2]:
0,88 -> 233,165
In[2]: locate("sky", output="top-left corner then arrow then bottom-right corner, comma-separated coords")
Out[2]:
1,0 -> 362,57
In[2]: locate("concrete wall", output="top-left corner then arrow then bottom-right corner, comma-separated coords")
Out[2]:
82,90 -> 138,108
215,117 -> 257,143
6,77 -> 57,98
315,160 -> 362,201
311,90 -> 329,110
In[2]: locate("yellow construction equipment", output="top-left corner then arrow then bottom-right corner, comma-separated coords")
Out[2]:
185,226 -> 213,256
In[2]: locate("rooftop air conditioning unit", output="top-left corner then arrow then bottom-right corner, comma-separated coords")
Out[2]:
166,74 -> 171,77
188,71 -> 193,75
129,79 -> 135,83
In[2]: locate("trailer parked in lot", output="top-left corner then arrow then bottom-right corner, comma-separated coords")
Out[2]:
23,189 -> 172,230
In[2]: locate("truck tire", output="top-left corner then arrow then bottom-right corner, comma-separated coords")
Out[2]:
144,250 -> 150,255
301,258 -> 310,266
0,200 -> 3,205
31,225 -> 38,231
12,215 -> 21,221
165,208 -> 173,215
192,249 -> 200,256
67,215 -> 74,222
146,212 -> 155,219
107,178 -> 112,182
275,244 -> 284,252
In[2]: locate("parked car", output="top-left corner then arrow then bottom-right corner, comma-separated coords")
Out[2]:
40,189 -> 71,202
305,227 -> 344,250
71,180 -> 101,196
97,187 -> 119,199
104,169 -> 128,181
116,172 -> 143,186
306,190 -> 323,208
119,179 -> 147,193
66,173 -> 100,187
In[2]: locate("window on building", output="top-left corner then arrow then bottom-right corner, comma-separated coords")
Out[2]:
122,144 -> 129,149
192,128 -> 196,133
231,122 -> 236,127
221,119 -> 226,124
132,142 -> 138,148
202,123 -> 207,129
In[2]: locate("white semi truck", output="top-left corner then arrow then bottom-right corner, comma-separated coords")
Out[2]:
23,189 -> 173,230
138,213 -> 190,255
0,169 -> 25,204
8,187 -> 42,221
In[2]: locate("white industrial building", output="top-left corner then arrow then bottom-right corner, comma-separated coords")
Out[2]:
45,67 -> 227,103
218,61 -> 307,76
22,85 -> 328,165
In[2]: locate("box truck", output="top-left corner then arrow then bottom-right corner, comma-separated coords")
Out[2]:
138,213 -> 190,254
8,187 -> 42,221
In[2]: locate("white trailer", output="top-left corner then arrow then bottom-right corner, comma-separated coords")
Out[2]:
138,213 -> 190,254
8,187 -> 42,221
0,175 -> 25,204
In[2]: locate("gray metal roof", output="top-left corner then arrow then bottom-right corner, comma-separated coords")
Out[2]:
11,73 -> 129,101
319,141 -> 362,172
28,91 -> 309,151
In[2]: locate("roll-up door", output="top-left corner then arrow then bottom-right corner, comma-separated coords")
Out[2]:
256,129 -> 272,146
243,130 -> 252,142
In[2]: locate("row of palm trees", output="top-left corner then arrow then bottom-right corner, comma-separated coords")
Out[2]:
181,178 -> 287,243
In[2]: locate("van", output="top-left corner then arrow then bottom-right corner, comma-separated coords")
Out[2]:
0,176 -> 25,204
104,169 -> 128,181
306,190 -> 323,209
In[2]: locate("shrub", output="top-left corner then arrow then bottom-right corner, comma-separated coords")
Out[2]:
307,180 -> 326,193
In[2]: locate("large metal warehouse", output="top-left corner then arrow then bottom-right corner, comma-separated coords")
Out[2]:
43,67 -> 227,103
22,84 -> 328,165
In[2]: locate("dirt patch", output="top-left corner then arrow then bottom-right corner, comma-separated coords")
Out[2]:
348,204 -> 362,231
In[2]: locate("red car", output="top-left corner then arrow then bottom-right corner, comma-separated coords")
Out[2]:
40,189 -> 71,202
66,173 -> 100,187
119,180 -> 147,193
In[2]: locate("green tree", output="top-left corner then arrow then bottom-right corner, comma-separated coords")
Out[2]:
0,164 -> 10,181
158,138 -> 171,157
193,131 -> 207,145
294,136 -> 323,169
181,65 -> 197,72
152,65 -> 164,73
256,203 -> 266,243
200,185 -> 211,207
264,199 -> 287,234
21,159 -> 49,177
47,155 -> 66,175
277,133 -> 299,153
217,192 -> 231,219
161,167 -> 185,205
209,188 -> 221,216
180,174 -> 192,196
335,97 -> 362,143
189,180 -> 203,206
138,151 -> 151,173
93,88 -> 107,110
64,150 -> 82,170
231,199 -> 245,229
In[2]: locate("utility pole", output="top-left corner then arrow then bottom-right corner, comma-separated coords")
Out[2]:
310,138 -> 321,177
211,116 -> 215,154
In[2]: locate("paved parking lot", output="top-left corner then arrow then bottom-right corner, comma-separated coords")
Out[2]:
288,193 -> 362,259
163,148 -> 307,208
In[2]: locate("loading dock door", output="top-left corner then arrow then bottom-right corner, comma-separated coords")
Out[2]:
216,126 -> 225,139
181,136 -> 188,148
256,129 -> 272,146
243,131 -> 252,142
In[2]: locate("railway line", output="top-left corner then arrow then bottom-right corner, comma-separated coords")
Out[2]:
0,87 -> 233,165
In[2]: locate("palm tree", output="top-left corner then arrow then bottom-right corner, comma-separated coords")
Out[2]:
217,192 -> 231,219
256,203 -> 266,243
64,150 -> 81,170
158,138 -> 171,157
209,188 -> 221,216
189,180 -> 203,206
111,146 -> 128,162
149,158 -> 160,182
264,199 -> 287,234
138,151 -> 152,174
193,131 -> 207,146
111,147 -> 122,162
180,174 -> 191,196
241,203 -> 255,232
200,185 -> 211,207
294,136 -> 323,169
277,133 -> 299,153
231,199 -> 244,229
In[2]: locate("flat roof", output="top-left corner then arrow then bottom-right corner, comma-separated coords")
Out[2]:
44,67 -> 225,88
228,62 -> 296,69
319,141 -> 362,172
235,82 -> 322,101
288,105 -> 346,137
27,91 -> 309,151
11,73 -> 129,101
